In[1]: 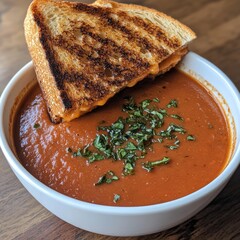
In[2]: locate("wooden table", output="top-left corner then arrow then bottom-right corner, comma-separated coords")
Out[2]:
0,0 -> 240,239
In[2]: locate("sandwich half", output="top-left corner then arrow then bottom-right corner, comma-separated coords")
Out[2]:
24,0 -> 196,123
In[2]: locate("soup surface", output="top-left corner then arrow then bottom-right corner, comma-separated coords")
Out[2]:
13,69 -> 231,206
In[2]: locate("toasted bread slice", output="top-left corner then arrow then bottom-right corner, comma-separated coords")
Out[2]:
24,0 -> 196,123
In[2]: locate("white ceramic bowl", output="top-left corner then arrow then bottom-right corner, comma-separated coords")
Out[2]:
1,52 -> 240,236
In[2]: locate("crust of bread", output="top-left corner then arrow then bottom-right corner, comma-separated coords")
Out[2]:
24,2 -> 64,122
94,0 -> 196,42
24,0 -> 196,123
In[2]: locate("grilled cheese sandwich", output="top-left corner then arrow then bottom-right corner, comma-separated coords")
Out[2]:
24,0 -> 196,122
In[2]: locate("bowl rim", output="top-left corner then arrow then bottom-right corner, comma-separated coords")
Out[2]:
1,51 -> 240,215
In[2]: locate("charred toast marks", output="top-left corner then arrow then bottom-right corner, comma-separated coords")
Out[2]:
25,0 -> 196,122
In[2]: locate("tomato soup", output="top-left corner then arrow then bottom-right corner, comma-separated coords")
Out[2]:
12,69 -> 231,206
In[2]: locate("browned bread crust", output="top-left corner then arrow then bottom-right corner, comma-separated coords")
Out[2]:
24,0 -> 196,123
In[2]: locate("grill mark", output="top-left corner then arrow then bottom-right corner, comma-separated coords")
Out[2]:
73,2 -> 100,15
48,35 -> 133,100
104,16 -> 154,51
54,35 -> 86,58
32,6 -> 85,109
60,91 -> 72,109
61,70 -> 109,101
33,7 -> 64,90
107,71 -> 137,87
54,34 -> 142,84
61,71 -> 84,83
60,65 -> 117,99
79,24 -> 150,69
33,5 -> 112,107
72,3 -> 169,59
103,19 -> 169,58
117,11 -> 181,49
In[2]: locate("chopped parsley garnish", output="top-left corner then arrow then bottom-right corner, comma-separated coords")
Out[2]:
166,145 -> 179,150
33,123 -> 40,129
159,123 -> 186,139
123,162 -> 135,175
170,114 -> 184,121
142,157 -> 170,172
167,99 -> 178,108
71,96 -> 196,185
113,194 -> 121,203
187,135 -> 196,141
93,134 -> 112,158
95,171 -> 119,186
88,153 -> 105,163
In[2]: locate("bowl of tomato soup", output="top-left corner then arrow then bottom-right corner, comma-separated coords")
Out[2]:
0,52 -> 240,236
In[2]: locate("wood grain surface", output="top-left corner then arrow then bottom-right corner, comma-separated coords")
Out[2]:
0,0 -> 240,239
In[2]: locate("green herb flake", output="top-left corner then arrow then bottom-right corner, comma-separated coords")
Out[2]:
170,114 -> 184,121
142,157 -> 170,172
71,96 -> 196,185
93,134 -> 112,158
117,148 -> 127,160
112,118 -> 125,130
167,99 -> 178,108
141,99 -> 151,109
150,110 -> 164,120
73,149 -> 81,157
79,145 -> 92,158
125,142 -> 137,151
174,139 -> 180,145
33,123 -> 40,129
88,153 -> 105,163
113,194 -> 121,203
168,123 -> 186,134
153,98 -> 160,103
166,145 -> 179,150
95,171 -> 119,186
123,162 -> 135,175
187,135 -> 196,141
